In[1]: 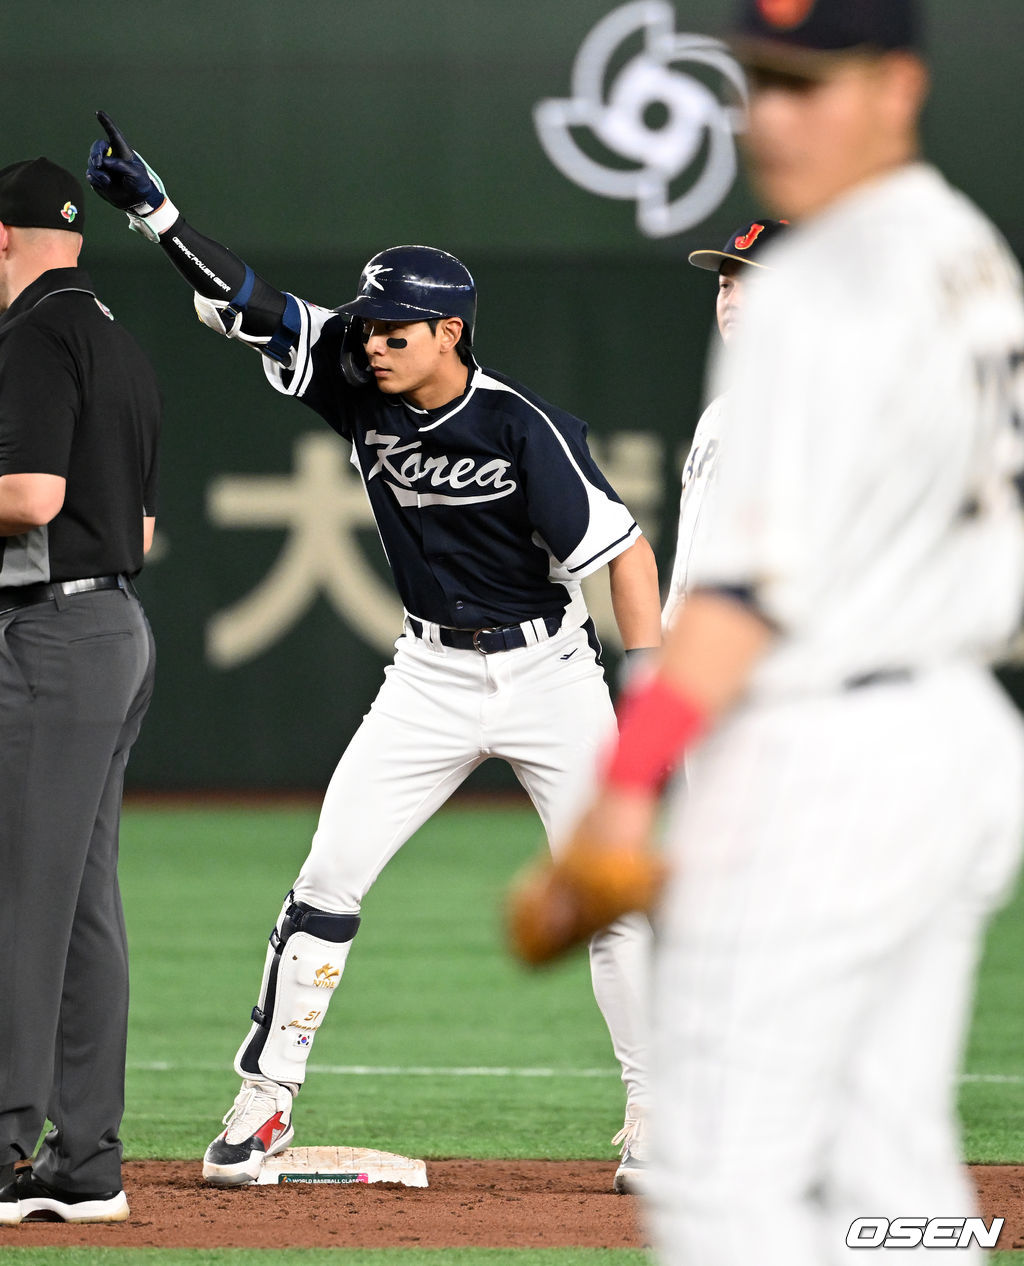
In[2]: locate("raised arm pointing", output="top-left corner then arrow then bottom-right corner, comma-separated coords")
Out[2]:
86,111 -> 297,362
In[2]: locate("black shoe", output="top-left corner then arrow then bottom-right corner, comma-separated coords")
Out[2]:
9,1168 -> 129,1224
0,1165 -> 18,1226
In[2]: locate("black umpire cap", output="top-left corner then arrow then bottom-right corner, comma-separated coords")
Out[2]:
0,158 -> 85,233
688,218 -> 790,272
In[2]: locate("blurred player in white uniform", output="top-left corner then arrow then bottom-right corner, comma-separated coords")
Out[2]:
663,217 -> 789,626
509,0 -> 1024,1261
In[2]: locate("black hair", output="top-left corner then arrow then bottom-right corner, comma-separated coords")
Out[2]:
426,317 -> 474,365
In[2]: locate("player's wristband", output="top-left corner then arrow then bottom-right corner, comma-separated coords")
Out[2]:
128,196 -> 179,243
605,676 -> 708,793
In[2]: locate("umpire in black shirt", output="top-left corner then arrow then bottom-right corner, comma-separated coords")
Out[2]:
0,158 -> 159,1225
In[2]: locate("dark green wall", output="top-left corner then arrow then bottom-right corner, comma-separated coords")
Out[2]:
5,2 -> 1023,789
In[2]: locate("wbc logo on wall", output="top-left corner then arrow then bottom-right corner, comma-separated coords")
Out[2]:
534,0 -> 747,239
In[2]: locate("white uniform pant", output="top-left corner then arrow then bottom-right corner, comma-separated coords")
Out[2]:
291,618 -> 650,1107
646,664 -> 1024,1266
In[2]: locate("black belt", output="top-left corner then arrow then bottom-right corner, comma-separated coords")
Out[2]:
407,614 -> 562,655
0,573 -> 134,617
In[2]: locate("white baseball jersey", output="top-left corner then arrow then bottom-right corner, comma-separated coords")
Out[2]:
689,162 -> 1024,697
647,163 -> 1024,1266
661,394 -> 725,628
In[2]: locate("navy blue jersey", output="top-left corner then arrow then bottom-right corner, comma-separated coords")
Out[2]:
263,298 -> 641,628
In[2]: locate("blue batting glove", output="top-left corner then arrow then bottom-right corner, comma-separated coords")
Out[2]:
86,111 -> 166,215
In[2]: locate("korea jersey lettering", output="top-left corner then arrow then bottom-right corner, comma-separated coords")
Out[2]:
263,299 -> 640,628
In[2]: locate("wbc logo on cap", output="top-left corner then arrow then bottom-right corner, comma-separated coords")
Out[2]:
60,201 -> 78,224
756,0 -> 817,29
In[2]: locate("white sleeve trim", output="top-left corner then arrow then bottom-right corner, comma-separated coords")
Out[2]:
261,296 -> 333,398
475,372 -> 641,581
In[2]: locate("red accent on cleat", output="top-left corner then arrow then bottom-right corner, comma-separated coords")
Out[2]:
254,1111 -> 285,1150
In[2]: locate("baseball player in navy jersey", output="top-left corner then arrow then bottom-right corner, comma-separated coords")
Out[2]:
662,216 -> 789,626
85,113 -> 662,1190
510,0 -> 1024,1261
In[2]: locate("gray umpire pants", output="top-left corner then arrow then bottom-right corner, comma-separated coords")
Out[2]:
0,584 -> 155,1193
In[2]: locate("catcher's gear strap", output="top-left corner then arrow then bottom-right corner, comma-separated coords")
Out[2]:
605,676 -> 708,793
236,896 -> 360,1085
275,896 -> 361,947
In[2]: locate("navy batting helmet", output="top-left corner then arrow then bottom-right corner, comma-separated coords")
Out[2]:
336,244 -> 477,343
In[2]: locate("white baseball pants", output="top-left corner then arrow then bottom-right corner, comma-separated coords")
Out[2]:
290,616 -> 650,1107
646,663 -> 1024,1266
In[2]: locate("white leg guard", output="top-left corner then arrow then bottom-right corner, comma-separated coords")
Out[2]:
234,893 -> 360,1086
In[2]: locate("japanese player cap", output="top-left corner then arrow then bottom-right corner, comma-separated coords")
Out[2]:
688,217 -> 790,272
0,157 -> 85,233
731,0 -> 921,80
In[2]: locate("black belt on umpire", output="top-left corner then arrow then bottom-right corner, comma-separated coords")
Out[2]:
407,614 -> 563,655
0,573 -> 137,618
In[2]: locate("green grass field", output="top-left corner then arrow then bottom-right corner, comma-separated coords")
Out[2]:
117,803 -> 631,1164
8,801 -> 1024,1263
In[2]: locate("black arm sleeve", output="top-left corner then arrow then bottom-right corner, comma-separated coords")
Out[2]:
159,215 -> 286,338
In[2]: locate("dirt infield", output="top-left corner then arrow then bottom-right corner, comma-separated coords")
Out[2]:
3,1161 -> 1022,1250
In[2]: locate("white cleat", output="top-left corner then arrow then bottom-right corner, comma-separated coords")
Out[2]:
612,1110 -> 648,1195
202,1078 -> 295,1186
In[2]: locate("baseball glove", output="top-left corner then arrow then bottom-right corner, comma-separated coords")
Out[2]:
506,832 -> 666,966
